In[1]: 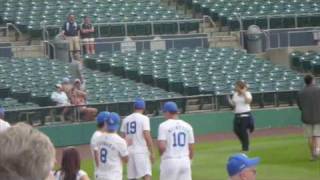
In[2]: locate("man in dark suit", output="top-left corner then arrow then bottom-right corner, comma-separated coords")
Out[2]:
297,74 -> 320,161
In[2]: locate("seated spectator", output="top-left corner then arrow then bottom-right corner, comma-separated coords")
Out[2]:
0,122 -> 55,180
0,107 -> 10,133
81,16 -> 95,55
227,153 -> 260,180
51,84 -> 70,106
70,79 -> 97,121
51,84 -> 71,121
54,147 -> 90,180
61,77 -> 73,97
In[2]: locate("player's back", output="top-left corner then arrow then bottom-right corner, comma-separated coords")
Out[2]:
158,119 -> 194,160
121,112 -> 150,154
95,133 -> 128,180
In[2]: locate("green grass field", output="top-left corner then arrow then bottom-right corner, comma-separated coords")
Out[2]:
80,135 -> 320,180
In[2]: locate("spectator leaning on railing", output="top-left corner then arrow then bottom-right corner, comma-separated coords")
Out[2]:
61,14 -> 81,62
80,16 -> 95,55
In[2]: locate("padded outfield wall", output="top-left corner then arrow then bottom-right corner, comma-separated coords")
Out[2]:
39,107 -> 302,147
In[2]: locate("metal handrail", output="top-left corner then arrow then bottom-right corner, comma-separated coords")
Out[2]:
86,35 -> 208,44
233,12 -> 320,19
42,18 -> 204,38
240,26 -> 320,33
0,26 -> 8,35
42,40 -> 56,59
44,18 -> 203,28
202,15 -> 216,29
6,23 -> 22,40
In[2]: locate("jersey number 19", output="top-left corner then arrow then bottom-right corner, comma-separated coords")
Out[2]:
126,121 -> 136,134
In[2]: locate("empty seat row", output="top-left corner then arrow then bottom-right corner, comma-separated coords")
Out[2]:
179,0 -> 320,30
290,50 -> 320,75
84,47 -> 304,97
0,0 -> 199,37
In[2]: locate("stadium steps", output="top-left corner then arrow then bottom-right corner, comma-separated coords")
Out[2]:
185,98 -> 215,113
11,45 -> 44,58
162,0 -> 241,49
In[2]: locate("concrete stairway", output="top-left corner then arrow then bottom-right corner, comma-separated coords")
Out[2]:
0,28 -> 44,58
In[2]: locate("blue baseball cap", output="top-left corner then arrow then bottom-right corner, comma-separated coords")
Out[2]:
0,107 -> 5,117
96,111 -> 110,124
163,101 -> 178,113
134,98 -> 146,109
106,112 -> 120,132
227,154 -> 260,177
62,77 -> 70,84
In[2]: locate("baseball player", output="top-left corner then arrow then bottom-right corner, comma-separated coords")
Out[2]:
120,98 -> 154,180
227,153 -> 260,180
93,112 -> 129,180
157,101 -> 195,180
91,111 -> 110,174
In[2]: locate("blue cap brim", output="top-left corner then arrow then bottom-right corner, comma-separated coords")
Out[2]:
107,124 -> 119,131
247,157 -> 260,167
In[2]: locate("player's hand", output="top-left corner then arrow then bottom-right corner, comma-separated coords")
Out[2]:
150,154 -> 155,164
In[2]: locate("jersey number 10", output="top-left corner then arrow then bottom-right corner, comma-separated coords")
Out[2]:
172,132 -> 186,147
126,121 -> 136,134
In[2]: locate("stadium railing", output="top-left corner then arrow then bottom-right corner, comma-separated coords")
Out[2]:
78,34 -> 209,54
236,13 -> 320,31
3,92 -> 297,126
41,16 -> 215,41
240,27 -> 320,50
0,41 -> 56,59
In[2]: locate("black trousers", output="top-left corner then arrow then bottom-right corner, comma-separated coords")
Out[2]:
233,112 -> 254,151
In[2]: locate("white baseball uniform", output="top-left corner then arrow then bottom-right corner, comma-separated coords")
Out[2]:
90,130 -> 104,177
120,112 -> 152,179
158,119 -> 195,180
94,133 -> 129,180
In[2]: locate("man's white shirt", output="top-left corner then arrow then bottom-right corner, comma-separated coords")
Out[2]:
120,112 -> 150,154
51,91 -> 70,106
158,119 -> 194,160
0,119 -> 10,133
94,133 -> 128,180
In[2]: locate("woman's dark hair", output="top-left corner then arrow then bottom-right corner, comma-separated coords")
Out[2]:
235,80 -> 247,90
304,74 -> 314,85
61,147 -> 81,180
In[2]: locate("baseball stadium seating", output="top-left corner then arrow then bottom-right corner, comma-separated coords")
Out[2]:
290,50 -> 320,75
0,57 -> 72,108
82,68 -> 181,104
180,0 -> 320,30
0,57 -> 181,111
0,0 -> 199,37
85,47 -> 304,96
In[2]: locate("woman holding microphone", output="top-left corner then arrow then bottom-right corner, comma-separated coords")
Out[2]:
228,81 -> 255,151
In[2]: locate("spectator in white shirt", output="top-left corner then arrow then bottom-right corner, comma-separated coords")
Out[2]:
51,84 -> 70,106
51,84 -> 71,121
0,107 -> 10,133
228,81 -> 255,151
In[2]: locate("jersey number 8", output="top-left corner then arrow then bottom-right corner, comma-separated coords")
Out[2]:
100,148 -> 108,163
172,132 -> 186,147
126,121 -> 136,134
